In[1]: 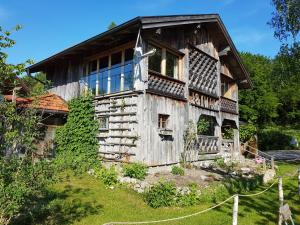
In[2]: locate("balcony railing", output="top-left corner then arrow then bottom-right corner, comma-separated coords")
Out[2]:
193,135 -> 219,154
220,96 -> 238,114
221,139 -> 234,152
147,70 -> 185,100
80,61 -> 134,96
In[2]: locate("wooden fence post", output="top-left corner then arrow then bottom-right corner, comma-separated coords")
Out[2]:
271,157 -> 275,170
232,195 -> 239,225
278,177 -> 283,225
298,168 -> 300,197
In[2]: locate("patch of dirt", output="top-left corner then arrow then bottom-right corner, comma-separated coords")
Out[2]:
145,168 -> 224,188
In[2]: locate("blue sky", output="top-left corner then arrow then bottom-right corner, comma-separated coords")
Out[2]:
1,0 -> 281,64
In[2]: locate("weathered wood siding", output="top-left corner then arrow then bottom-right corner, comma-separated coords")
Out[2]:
139,94 -> 187,165
46,60 -> 83,101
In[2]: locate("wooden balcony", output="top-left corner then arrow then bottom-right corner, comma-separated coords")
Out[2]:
220,96 -> 238,114
147,70 -> 186,100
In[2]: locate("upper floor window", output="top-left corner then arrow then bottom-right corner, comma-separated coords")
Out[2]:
83,46 -> 134,95
148,43 -> 180,79
148,44 -> 162,73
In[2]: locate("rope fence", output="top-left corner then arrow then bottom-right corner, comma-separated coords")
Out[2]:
103,171 -> 300,225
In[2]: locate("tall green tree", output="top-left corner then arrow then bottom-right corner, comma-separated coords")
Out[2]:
269,0 -> 300,42
0,25 -> 54,225
272,42 -> 300,124
0,25 -> 32,94
239,53 -> 279,124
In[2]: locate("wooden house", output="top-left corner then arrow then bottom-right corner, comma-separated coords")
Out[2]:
27,15 -> 252,166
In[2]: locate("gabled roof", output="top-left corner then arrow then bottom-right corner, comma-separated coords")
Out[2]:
27,14 -> 252,88
4,93 -> 69,113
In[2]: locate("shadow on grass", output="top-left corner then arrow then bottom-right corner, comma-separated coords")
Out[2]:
12,184 -> 103,225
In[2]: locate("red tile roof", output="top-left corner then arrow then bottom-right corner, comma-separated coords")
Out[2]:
4,93 -> 69,113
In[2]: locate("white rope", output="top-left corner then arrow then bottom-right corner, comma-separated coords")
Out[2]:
103,195 -> 235,225
238,179 -> 277,197
103,179 -> 279,225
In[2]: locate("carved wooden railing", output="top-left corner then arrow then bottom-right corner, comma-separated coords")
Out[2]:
189,45 -> 218,97
220,96 -> 238,114
193,135 -> 219,154
147,70 -> 185,100
189,90 -> 219,111
221,139 -> 234,152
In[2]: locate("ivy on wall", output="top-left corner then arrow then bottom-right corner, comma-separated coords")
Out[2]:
55,94 -> 99,173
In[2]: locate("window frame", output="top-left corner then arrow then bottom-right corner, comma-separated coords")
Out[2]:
99,116 -> 109,131
147,40 -> 183,80
158,114 -> 170,129
82,42 -> 135,95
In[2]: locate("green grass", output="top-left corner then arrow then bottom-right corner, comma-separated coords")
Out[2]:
40,163 -> 300,225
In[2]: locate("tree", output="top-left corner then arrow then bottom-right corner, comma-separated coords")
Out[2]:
0,25 -> 32,95
239,53 -> 279,124
107,22 -> 117,30
0,25 -> 54,225
272,42 -> 300,124
269,0 -> 300,42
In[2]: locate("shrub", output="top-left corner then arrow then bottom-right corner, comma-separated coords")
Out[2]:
171,166 -> 184,176
225,175 -> 263,194
144,181 -> 177,208
123,163 -> 148,180
258,127 -> 294,150
176,183 -> 200,206
240,123 -> 257,143
95,166 -> 118,186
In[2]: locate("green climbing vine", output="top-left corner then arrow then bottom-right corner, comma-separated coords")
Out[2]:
54,94 -> 100,173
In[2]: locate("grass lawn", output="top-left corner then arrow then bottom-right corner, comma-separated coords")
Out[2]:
42,162 -> 300,225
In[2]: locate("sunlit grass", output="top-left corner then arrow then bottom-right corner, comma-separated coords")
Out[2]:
41,162 -> 299,225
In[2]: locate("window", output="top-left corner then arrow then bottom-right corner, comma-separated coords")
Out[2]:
158,114 -> 169,129
148,44 -> 162,73
110,52 -> 122,93
88,60 -> 97,74
197,115 -> 216,136
124,48 -> 134,91
87,60 -> 98,94
148,43 -> 180,78
99,56 -> 109,94
99,116 -> 109,130
166,51 -> 179,78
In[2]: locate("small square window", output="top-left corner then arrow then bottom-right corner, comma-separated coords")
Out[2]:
158,114 -> 169,129
99,116 -> 109,130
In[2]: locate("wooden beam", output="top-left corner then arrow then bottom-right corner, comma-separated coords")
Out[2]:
218,46 -> 230,57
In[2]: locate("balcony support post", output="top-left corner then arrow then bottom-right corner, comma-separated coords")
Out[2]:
120,50 -> 125,92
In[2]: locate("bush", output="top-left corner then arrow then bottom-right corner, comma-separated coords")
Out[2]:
144,181 -> 176,208
171,166 -> 184,176
258,127 -> 294,150
225,175 -> 263,194
95,166 -> 118,186
123,163 -> 148,180
176,183 -> 200,206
